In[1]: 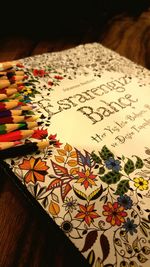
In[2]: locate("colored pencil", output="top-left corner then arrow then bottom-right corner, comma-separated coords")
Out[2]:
0,101 -> 23,111
0,94 -> 7,100
0,88 -> 17,95
0,122 -> 42,134
0,141 -> 22,150
0,75 -> 7,80
15,105 -> 35,111
7,71 -> 25,78
0,140 -> 51,159
0,80 -> 10,89
0,115 -> 39,124
0,70 -> 24,77
0,109 -> 26,117
9,75 -> 25,83
3,95 -> 24,102
0,129 -> 35,142
0,61 -> 19,70
8,93 -> 20,99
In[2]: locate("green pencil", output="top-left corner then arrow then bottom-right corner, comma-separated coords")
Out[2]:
0,121 -> 42,134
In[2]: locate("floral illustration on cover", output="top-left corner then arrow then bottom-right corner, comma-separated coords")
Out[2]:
5,43 -> 150,267
10,144 -> 150,267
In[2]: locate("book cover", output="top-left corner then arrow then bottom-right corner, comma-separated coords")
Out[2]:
3,43 -> 150,267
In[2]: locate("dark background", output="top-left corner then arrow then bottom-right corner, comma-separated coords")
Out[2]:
1,1 -> 150,38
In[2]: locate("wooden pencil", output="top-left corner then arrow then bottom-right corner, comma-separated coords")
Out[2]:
0,141 -> 22,150
0,140 -> 51,158
0,129 -> 35,142
0,122 -> 42,134
0,115 -> 39,124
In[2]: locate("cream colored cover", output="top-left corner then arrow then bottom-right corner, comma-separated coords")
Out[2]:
5,43 -> 150,267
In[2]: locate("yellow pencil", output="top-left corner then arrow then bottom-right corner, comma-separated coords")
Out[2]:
0,141 -> 22,150
0,80 -> 10,89
0,61 -> 19,71
0,94 -> 7,100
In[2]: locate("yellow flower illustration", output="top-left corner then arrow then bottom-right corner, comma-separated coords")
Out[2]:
133,177 -> 148,191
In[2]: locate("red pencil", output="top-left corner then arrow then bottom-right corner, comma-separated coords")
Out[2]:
0,129 -> 35,142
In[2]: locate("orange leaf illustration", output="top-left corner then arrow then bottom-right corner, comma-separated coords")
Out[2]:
70,167 -> 79,175
67,160 -> 77,167
64,143 -> 72,152
49,201 -> 60,216
70,151 -> 77,158
55,155 -> 65,163
57,149 -> 67,156
47,178 -> 62,191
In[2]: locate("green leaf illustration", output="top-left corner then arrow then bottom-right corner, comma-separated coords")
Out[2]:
73,187 -> 87,200
124,158 -> 134,175
87,249 -> 95,266
99,146 -> 114,161
91,151 -> 102,164
114,179 -> 129,195
100,234 -> 110,262
88,185 -> 103,201
81,231 -> 98,252
134,155 -> 144,169
100,171 -> 122,185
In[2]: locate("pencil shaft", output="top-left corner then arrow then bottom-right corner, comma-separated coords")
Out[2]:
0,101 -> 22,111
0,115 -> 38,123
0,122 -> 38,134
0,140 -> 50,158
0,141 -> 22,150
0,88 -> 17,95
0,129 -> 34,142
0,80 -> 10,89
0,109 -> 23,117
0,94 -> 7,100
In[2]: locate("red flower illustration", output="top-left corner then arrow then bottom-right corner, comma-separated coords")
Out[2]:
48,81 -> 54,86
31,128 -> 48,139
49,134 -> 62,148
75,203 -> 99,226
103,202 -> 127,226
33,69 -> 46,77
19,157 -> 49,183
16,63 -> 24,68
54,75 -> 63,80
76,168 -> 97,190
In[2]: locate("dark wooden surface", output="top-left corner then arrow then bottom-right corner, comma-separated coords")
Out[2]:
0,9 -> 150,267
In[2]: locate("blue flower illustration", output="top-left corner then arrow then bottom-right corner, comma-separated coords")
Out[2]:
117,195 -> 133,210
105,157 -> 121,172
123,218 -> 138,235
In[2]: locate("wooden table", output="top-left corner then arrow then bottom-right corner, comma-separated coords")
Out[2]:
0,10 -> 150,267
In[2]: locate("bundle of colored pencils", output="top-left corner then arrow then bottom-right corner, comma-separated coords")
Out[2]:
0,61 -> 52,159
